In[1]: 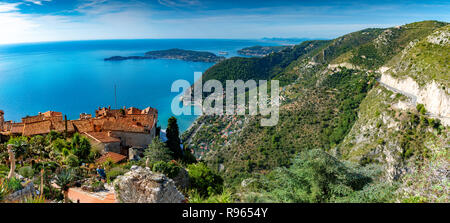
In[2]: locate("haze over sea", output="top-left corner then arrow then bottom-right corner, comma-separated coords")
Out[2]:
0,39 -> 288,132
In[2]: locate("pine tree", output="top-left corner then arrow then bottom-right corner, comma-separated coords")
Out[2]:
166,116 -> 182,159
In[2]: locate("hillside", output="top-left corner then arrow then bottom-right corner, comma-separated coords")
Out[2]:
237,46 -> 289,57
182,21 -> 449,202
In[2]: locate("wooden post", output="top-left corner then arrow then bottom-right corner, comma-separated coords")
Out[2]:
7,144 -> 15,179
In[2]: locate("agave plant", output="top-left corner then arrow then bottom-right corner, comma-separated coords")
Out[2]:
0,178 -> 10,202
21,195 -> 46,203
54,168 -> 75,203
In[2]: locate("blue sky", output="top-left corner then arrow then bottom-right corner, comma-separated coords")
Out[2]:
0,0 -> 449,44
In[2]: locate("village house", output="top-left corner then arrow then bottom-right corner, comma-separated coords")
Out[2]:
0,106 -> 158,159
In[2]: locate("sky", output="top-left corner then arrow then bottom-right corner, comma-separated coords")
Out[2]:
0,0 -> 449,44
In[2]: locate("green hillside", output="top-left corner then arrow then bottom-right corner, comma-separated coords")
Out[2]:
182,20 -> 449,203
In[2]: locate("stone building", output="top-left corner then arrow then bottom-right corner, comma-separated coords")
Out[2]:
0,106 -> 158,158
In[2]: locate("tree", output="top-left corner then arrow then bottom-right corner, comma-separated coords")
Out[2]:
7,136 -> 28,161
64,154 -> 79,167
166,117 -> 183,159
46,130 -> 62,144
257,149 -> 371,203
144,138 -> 173,164
29,135 -> 47,158
71,133 -> 91,163
54,168 -> 75,203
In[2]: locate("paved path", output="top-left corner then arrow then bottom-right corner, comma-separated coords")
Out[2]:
378,79 -> 417,105
68,187 -> 116,203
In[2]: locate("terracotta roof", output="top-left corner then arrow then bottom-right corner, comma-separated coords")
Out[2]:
96,152 -> 127,164
5,106 -> 157,136
84,132 -> 120,143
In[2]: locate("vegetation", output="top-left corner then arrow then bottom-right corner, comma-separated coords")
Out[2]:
237,45 -> 288,57
242,150 -> 398,202
0,178 -> 10,202
144,138 -> 173,163
54,168 -> 75,203
187,162 -> 224,197
105,48 -> 225,63
106,167 -> 127,183
152,161 -> 181,179
1,20 -> 448,203
166,117 -> 183,159
201,40 -> 330,88
182,20 -> 448,203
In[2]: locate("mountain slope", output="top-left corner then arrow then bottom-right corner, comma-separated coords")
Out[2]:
182,20 -> 449,202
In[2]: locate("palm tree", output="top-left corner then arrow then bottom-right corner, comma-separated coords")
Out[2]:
54,168 -> 75,203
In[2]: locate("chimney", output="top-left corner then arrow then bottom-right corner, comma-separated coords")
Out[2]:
108,105 -> 111,110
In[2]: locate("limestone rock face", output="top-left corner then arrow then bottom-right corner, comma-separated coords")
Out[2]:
380,73 -> 450,126
114,166 -> 185,203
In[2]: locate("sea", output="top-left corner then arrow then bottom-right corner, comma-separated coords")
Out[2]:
0,39 -> 291,132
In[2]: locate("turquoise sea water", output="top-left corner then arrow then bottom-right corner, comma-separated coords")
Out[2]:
0,39 -> 281,131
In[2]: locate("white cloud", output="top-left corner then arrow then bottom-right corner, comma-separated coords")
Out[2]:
0,2 -> 21,12
0,0 -> 157,44
158,0 -> 200,8
0,1 -> 448,44
24,0 -> 52,6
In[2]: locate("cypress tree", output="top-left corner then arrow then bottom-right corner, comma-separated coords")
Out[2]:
165,116 -> 182,159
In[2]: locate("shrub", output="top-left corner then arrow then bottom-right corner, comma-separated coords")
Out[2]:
188,189 -> 232,203
416,104 -> 426,115
187,162 -> 223,197
106,167 -> 127,183
152,161 -> 181,179
18,166 -> 34,179
65,154 -> 79,167
253,149 -> 372,203
43,184 -> 64,201
5,177 -> 23,192
102,158 -> 116,170
21,195 -> 46,203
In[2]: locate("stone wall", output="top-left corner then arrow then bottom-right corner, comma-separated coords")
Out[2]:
112,130 -> 154,148
5,182 -> 36,202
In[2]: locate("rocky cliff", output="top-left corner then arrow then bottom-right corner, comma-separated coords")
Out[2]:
114,166 -> 185,203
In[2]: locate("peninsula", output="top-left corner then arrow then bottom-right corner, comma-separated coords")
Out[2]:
105,48 -> 225,63
237,45 -> 289,57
